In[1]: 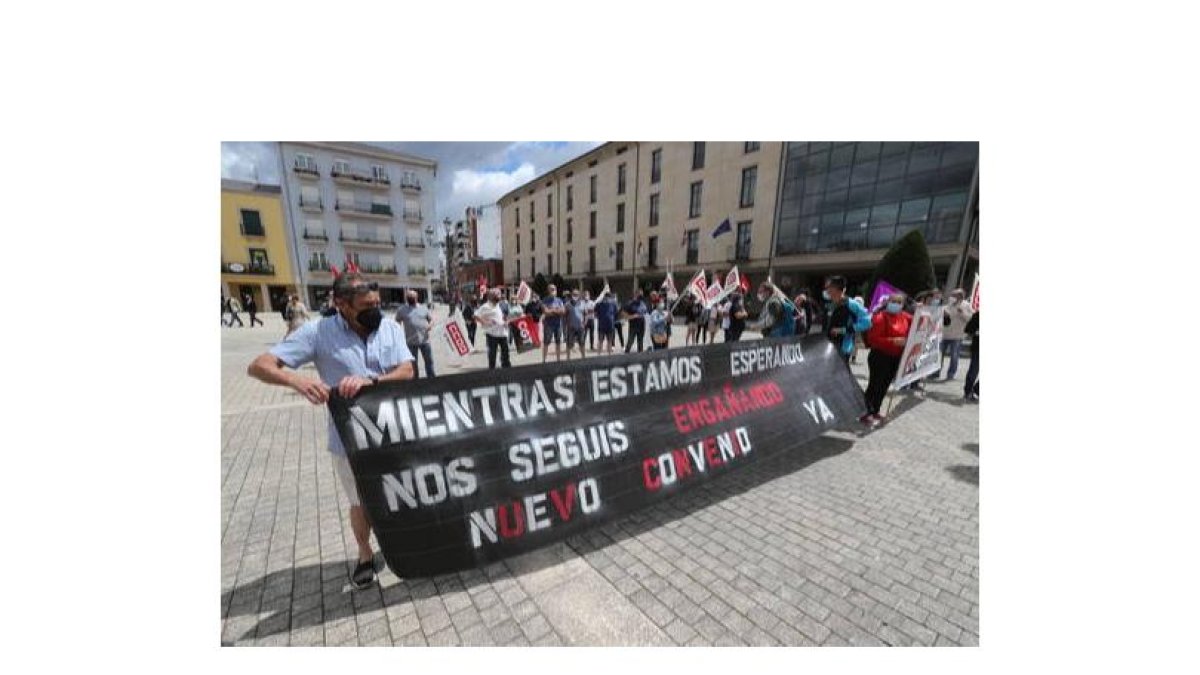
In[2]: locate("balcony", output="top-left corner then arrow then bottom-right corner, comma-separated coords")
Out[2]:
405,236 -> 425,249
336,201 -> 393,220
339,232 -> 397,248
400,178 -> 421,193
299,195 -> 323,212
309,261 -> 332,273
222,261 -> 275,276
293,163 -> 320,179
303,229 -> 328,241
408,266 -> 428,277
331,168 -> 391,190
359,263 -> 398,275
403,209 -> 422,223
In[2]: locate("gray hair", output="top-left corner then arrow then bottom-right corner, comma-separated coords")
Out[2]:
332,272 -> 368,298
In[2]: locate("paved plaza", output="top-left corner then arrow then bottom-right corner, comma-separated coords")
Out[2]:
221,308 -> 979,647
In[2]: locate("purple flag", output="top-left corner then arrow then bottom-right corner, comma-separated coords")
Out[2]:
868,279 -> 902,313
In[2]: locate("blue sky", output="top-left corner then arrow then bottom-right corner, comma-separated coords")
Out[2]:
220,141 -> 601,225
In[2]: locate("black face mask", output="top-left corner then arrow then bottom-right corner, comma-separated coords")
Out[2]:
355,307 -> 383,331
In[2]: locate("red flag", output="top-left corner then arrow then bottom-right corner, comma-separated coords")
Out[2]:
330,264 -> 341,279
739,273 -> 751,293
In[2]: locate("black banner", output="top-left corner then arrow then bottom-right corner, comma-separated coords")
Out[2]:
329,335 -> 866,577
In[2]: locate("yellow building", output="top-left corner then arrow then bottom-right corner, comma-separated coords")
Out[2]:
221,178 -> 298,313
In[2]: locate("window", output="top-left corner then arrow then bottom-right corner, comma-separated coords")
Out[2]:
547,194 -> 553,218
516,231 -> 521,254
589,211 -> 596,238
649,193 -> 660,227
295,153 -> 316,170
589,246 -> 596,273
615,242 -> 624,271
531,257 -> 535,276
567,218 -> 573,243
529,201 -> 534,223
516,259 -> 522,280
745,142 -> 761,153
651,148 -> 662,183
830,144 -> 855,167
899,197 -> 932,224
590,175 -> 597,204
567,185 -> 574,211
689,181 -> 703,218
739,166 -> 757,208
309,251 -> 328,269
648,236 -> 659,268
617,163 -> 626,195
693,142 -> 706,170
736,222 -> 751,260
547,224 -> 552,248
547,254 -> 552,275
567,250 -> 573,275
685,230 -> 699,265
372,164 -> 388,181
249,248 -> 269,266
515,206 -> 520,226
333,159 -> 350,175
617,203 -> 625,233
531,229 -> 535,251
240,209 -> 264,236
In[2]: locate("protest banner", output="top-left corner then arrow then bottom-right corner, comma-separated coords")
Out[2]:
892,305 -> 945,390
516,281 -> 532,306
328,335 -> 868,577
868,279 -> 903,313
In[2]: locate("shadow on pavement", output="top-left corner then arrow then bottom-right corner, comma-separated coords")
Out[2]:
946,464 -> 978,486
222,435 -> 856,642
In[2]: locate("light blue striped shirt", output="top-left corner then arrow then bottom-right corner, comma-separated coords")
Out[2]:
270,314 -> 413,456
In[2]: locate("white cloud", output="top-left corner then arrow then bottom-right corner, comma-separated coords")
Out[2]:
451,162 -> 537,205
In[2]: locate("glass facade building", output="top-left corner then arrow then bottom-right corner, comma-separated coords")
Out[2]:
775,141 -> 978,255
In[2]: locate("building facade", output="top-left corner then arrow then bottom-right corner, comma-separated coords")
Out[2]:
276,142 -> 438,307
221,179 -> 297,311
497,142 -> 782,298
498,141 -> 979,300
771,141 -> 979,297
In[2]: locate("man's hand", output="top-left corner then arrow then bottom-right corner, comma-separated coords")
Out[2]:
292,377 -> 331,404
336,375 -> 374,399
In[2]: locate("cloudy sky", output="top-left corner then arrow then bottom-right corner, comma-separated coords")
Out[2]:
221,141 -> 603,225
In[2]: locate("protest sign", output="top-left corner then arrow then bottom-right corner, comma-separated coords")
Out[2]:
328,335 -> 868,577
439,318 -> 472,362
970,274 -> 980,311
512,315 -> 541,352
892,305 -> 945,390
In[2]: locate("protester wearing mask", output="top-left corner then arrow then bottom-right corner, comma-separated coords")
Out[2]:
937,288 -> 974,380
623,290 -> 649,353
395,290 -> 435,378
861,293 -> 912,426
564,289 -> 587,360
649,299 -> 671,350
475,289 -> 512,369
725,290 -> 749,342
247,273 -> 414,590
595,291 -> 618,354
540,285 -> 566,364
750,282 -> 797,338
581,290 -> 596,351
823,275 -> 872,362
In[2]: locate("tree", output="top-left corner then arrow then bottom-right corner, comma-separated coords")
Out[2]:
531,272 -> 548,298
869,229 -> 938,299
551,273 -> 567,292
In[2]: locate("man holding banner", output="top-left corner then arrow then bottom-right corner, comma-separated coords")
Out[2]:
475,288 -> 512,369
246,273 -> 415,590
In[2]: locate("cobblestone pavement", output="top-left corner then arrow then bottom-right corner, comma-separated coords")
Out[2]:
221,310 -> 979,646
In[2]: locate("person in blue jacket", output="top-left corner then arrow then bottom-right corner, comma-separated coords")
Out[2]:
823,275 -> 871,363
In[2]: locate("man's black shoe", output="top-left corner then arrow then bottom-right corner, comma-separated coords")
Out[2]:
350,558 -> 378,590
